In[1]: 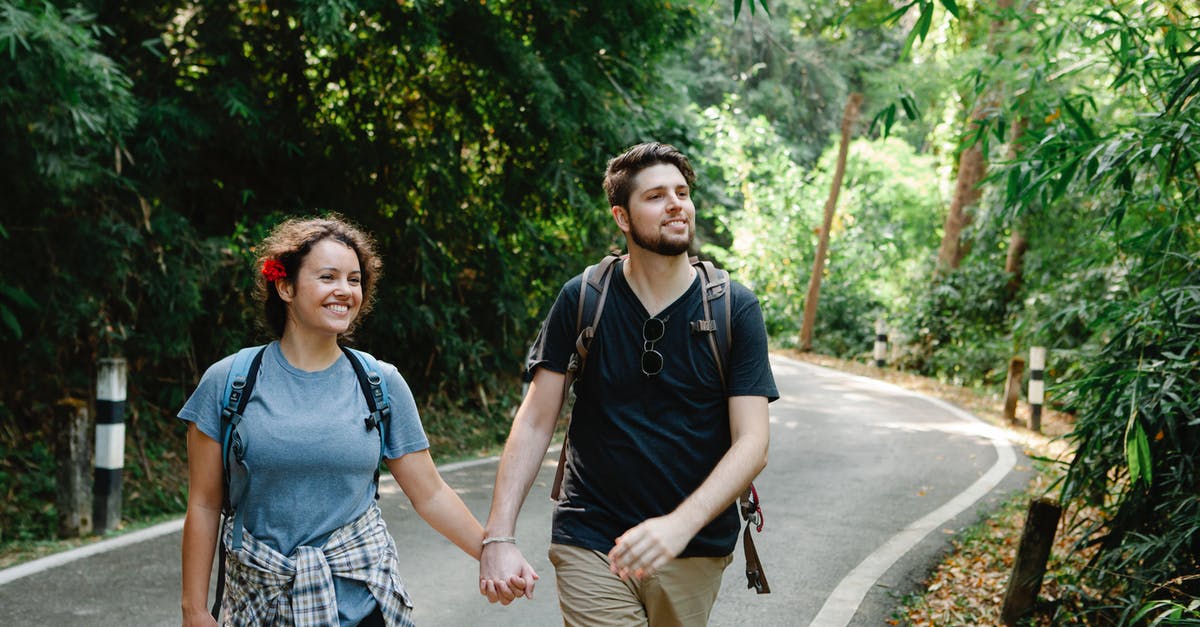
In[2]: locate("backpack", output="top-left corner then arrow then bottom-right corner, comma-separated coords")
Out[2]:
209,344 -> 392,618
533,253 -> 770,594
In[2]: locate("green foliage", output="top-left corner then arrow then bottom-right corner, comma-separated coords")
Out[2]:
933,0 -> 1200,618
0,0 -> 706,543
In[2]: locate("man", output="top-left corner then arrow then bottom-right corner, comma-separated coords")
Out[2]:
480,142 -> 778,625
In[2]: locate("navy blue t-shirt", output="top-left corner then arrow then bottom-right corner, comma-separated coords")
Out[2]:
528,261 -> 778,557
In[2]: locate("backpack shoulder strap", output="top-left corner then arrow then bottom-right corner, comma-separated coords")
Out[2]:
690,258 -> 732,392
219,345 -> 267,512
341,347 -> 391,499
551,252 -> 623,501
572,252 -> 623,375
688,260 -> 770,594
212,344 -> 266,618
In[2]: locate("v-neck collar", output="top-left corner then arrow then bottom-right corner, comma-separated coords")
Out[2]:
613,259 -> 701,319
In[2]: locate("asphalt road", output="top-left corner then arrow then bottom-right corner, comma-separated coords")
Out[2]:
0,354 -> 1029,626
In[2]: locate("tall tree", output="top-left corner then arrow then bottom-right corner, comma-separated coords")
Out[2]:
935,0 -> 1015,273
800,92 -> 863,351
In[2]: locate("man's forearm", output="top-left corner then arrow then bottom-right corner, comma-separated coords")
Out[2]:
486,413 -> 556,535
671,395 -> 770,535
670,436 -> 768,535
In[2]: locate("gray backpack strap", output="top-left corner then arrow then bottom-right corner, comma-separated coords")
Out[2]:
690,259 -> 770,594
551,253 -> 622,500
690,258 -> 731,391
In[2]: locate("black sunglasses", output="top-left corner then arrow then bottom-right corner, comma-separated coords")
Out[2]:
642,317 -> 665,376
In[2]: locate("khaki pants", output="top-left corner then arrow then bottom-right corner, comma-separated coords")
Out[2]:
549,542 -> 733,627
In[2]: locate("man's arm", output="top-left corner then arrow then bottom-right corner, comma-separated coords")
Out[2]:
607,395 -> 769,580
479,367 -> 566,602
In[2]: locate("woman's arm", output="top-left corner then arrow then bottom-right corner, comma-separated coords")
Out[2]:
385,450 -> 486,560
181,423 -> 223,626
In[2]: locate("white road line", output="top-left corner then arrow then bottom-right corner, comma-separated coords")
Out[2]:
0,454 -> 512,586
792,358 -> 1018,627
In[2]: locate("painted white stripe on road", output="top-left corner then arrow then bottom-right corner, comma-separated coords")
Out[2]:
803,361 -> 1018,627
0,518 -> 183,586
0,452 -> 534,586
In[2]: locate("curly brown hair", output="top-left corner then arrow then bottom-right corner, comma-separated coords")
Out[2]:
254,215 -> 382,338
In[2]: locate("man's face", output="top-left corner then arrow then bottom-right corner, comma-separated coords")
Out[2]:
620,163 -> 695,256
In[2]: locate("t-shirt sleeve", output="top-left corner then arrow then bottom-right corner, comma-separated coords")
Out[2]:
524,275 -> 583,381
379,362 -> 431,459
177,354 -> 237,441
727,282 -> 780,401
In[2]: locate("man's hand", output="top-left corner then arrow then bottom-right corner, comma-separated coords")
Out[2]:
479,542 -> 539,604
607,514 -> 694,580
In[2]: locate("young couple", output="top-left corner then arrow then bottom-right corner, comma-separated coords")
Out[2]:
180,143 -> 777,626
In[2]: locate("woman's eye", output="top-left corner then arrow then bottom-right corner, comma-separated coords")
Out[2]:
320,274 -> 333,281
349,277 -> 361,285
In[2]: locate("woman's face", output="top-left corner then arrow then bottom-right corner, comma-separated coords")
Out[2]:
278,238 -> 363,339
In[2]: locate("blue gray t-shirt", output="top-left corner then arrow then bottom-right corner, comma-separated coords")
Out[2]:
178,341 -> 429,625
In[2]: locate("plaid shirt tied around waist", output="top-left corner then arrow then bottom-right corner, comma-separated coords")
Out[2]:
219,502 -> 414,626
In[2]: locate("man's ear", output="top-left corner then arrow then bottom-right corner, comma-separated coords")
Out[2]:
276,279 -> 295,303
611,205 -> 630,233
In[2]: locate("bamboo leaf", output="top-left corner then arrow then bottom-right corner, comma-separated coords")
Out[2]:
0,307 -> 20,340
939,0 -> 960,19
900,94 -> 920,120
1125,408 -> 1153,487
1061,98 -> 1095,140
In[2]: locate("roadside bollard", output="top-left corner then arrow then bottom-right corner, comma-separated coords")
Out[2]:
1028,347 -> 1046,432
873,319 -> 887,368
55,398 -> 93,538
94,358 -> 127,534
1003,356 -> 1026,424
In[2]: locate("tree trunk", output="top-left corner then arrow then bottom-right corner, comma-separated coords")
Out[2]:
800,92 -> 863,351
935,0 -> 1016,275
936,131 -> 986,271
1004,115 -> 1030,300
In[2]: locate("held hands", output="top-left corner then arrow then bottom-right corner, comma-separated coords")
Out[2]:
608,514 -> 692,581
479,542 -> 539,605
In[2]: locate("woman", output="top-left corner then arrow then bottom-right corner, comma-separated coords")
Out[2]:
179,216 -> 533,626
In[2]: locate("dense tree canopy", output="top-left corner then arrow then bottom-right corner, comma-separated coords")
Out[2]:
1,0 -> 1195,621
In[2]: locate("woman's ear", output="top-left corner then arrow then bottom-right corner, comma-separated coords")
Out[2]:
276,279 -> 295,303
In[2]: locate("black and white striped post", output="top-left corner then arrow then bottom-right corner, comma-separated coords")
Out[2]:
94,357 -> 126,533
1028,347 -> 1046,432
873,319 -> 887,368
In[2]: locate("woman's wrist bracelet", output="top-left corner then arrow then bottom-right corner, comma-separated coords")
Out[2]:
481,536 -> 517,547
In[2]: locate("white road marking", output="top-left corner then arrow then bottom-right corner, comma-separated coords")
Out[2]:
788,358 -> 1017,627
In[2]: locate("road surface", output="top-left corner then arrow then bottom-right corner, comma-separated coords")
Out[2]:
0,354 -> 1028,625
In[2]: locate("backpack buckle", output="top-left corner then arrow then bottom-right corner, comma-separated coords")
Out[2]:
364,412 -> 380,432
690,320 -> 717,334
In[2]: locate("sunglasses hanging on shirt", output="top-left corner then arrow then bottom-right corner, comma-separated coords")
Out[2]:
641,316 -> 666,376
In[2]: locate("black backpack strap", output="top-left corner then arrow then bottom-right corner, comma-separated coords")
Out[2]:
551,253 -> 622,500
341,346 -> 392,499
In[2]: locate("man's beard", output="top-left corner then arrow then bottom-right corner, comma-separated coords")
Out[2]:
629,220 -> 693,256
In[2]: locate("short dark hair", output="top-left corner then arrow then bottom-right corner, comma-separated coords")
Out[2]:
254,214 -> 382,338
602,142 -> 696,209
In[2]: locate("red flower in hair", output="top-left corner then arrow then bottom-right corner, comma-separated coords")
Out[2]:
261,259 -> 287,282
